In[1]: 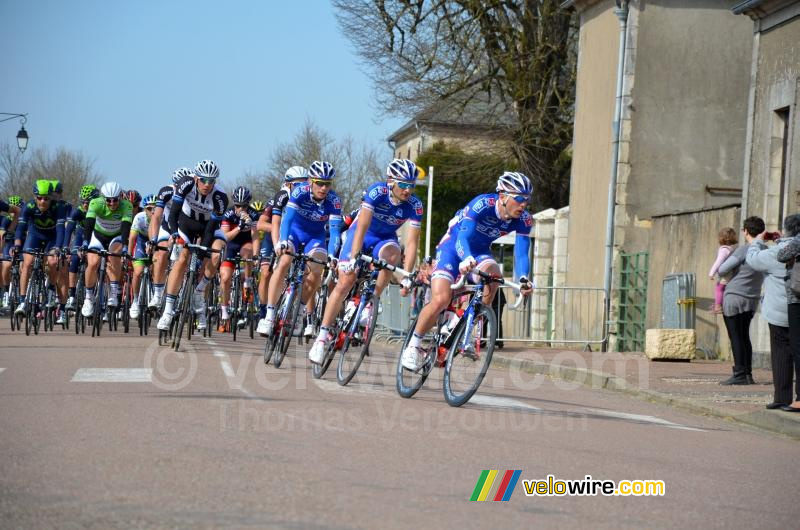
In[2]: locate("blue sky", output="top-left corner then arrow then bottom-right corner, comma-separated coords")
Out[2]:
1,0 -> 403,194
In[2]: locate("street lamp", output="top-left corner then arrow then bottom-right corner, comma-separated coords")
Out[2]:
0,112 -> 30,153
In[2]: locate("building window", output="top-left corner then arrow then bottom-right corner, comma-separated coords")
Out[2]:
767,107 -> 790,230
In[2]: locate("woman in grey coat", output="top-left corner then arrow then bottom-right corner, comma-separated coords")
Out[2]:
775,215 -> 800,412
717,216 -> 765,385
746,215 -> 796,408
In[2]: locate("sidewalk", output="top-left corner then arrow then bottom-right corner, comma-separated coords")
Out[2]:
492,345 -> 800,440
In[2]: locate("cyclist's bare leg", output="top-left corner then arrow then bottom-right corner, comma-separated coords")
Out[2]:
84,252 -> 100,290
266,254 -> 292,306
106,242 -> 123,282
301,252 -> 325,305
413,277 -> 452,336
477,260 -> 501,306
219,262 -> 233,309
131,263 -> 144,301
374,244 -> 401,298
321,268 -> 356,327
20,253 -> 35,295
165,247 -> 190,295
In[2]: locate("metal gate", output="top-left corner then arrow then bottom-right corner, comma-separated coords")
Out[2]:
617,251 -> 649,352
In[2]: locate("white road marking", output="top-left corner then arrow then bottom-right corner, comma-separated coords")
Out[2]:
0,368 -> 5,375
580,408 -> 706,432
72,368 -> 152,383
207,340 -> 217,346
213,349 -> 255,397
470,394 -> 542,411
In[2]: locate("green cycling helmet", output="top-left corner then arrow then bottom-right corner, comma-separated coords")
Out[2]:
7,195 -> 22,207
79,184 -> 100,201
33,180 -> 53,197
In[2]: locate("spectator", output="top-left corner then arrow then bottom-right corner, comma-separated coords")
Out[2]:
776,215 -> 800,412
708,227 -> 738,313
746,218 -> 794,408
717,216 -> 765,385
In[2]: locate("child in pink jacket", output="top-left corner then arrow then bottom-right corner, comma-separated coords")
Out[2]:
709,227 -> 738,313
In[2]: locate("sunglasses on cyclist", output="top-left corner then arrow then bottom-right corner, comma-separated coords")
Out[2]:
145,206 -> 155,212
35,195 -> 51,202
105,197 -> 119,204
311,179 -> 332,187
198,177 -> 217,185
233,203 -> 248,208
508,194 -> 530,203
395,181 -> 415,190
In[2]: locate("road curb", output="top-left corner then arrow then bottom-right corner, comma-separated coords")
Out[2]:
491,354 -> 800,441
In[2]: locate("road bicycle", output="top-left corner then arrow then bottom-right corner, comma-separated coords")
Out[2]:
335,254 -> 407,386
396,270 -> 527,407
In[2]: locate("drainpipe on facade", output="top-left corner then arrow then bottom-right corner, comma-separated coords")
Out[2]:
602,0 -> 629,352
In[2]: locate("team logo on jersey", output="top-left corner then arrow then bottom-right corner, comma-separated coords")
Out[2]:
523,214 -> 533,227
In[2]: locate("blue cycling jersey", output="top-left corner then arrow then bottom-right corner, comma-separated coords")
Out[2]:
14,200 -> 68,248
279,183 -> 343,255
353,182 -> 423,237
437,193 -> 532,279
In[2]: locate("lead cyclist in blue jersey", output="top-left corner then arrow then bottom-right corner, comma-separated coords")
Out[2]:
308,158 -> 423,364
401,171 -> 535,371
258,160 -> 343,338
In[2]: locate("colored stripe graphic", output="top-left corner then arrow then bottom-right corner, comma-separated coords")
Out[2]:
470,470 -> 490,501
477,470 -> 498,501
493,470 -> 515,501
500,470 -> 522,501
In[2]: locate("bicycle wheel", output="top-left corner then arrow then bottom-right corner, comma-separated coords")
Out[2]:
337,299 -> 379,386
231,276 -> 241,341
91,280 -> 104,337
173,272 -> 195,351
273,286 -> 302,369
395,311 -> 440,398
443,305 -> 497,407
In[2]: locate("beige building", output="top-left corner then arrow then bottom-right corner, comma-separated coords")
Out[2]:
564,0 -> 754,353
387,101 -> 514,160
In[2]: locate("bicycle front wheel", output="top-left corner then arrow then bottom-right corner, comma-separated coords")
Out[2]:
443,305 -> 497,407
274,287 -> 302,369
337,300 -> 378,386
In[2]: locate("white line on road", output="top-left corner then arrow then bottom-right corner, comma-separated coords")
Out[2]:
580,408 -> 706,432
213,349 -> 254,397
0,368 -> 5,375
72,368 -> 153,383
470,395 -> 542,411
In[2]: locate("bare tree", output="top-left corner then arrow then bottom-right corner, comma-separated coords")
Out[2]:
237,118 -> 382,213
333,0 -> 577,210
0,142 -> 101,201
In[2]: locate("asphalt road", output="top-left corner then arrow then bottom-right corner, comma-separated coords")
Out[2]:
1,325 -> 797,529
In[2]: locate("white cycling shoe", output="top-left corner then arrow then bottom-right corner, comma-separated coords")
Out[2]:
195,311 -> 207,330
157,312 -> 173,331
129,304 -> 140,319
81,298 -> 94,318
308,338 -> 329,365
257,316 -> 274,337
401,345 -> 426,371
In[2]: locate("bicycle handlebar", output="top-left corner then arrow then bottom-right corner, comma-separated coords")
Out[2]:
359,254 -> 413,278
284,250 -> 327,266
449,269 -> 530,309
85,248 -> 126,258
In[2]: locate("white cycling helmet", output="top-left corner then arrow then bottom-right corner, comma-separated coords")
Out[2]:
496,171 -> 532,195
172,167 -> 193,184
232,186 -> 252,206
100,181 -> 122,199
284,165 -> 308,182
308,161 -> 335,181
194,159 -> 220,180
386,158 -> 419,182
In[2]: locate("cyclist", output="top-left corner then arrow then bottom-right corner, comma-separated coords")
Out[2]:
156,160 -> 228,331
400,171 -> 534,371
126,189 -> 142,217
64,185 -> 100,310
13,180 -> 69,320
148,167 -> 193,309
219,186 -> 259,327
258,161 -> 342,339
80,182 -> 134,318
128,194 -> 157,319
309,159 -> 423,364
255,166 -> 307,329
0,196 -> 23,308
